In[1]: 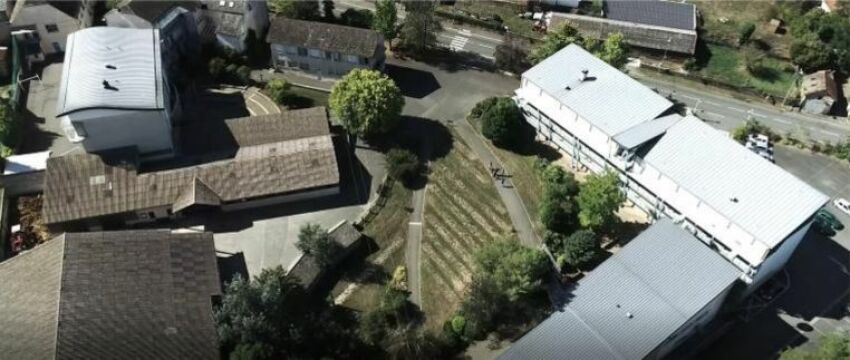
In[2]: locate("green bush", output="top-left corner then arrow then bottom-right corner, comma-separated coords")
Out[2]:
236,65 -> 252,85
450,315 -> 466,334
738,22 -> 756,46
384,148 -> 420,183
562,230 -> 599,270
480,97 -> 522,147
265,79 -> 291,104
469,97 -> 498,120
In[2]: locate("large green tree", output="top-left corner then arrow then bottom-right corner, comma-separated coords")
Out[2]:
480,97 -> 522,147
329,69 -> 405,138
538,164 -> 580,234
789,8 -> 850,72
215,267 -> 311,358
269,0 -> 320,20
561,230 -> 599,269
373,0 -> 398,45
529,24 -> 583,64
577,171 -> 625,230
296,223 -> 340,267
400,0 -> 441,54
598,32 -> 628,68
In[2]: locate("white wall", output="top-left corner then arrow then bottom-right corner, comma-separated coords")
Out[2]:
222,186 -> 340,212
63,108 -> 173,156
748,220 -> 813,292
652,283 -> 735,359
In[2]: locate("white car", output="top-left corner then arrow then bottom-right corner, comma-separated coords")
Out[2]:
833,198 -> 850,216
747,134 -> 771,150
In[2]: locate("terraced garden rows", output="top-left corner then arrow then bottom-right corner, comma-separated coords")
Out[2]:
420,134 -> 515,331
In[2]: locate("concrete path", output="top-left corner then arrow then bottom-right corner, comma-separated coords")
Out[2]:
405,185 -> 426,306
453,120 -> 541,247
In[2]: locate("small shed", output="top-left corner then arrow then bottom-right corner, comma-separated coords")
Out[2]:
801,70 -> 838,115
288,220 -> 363,292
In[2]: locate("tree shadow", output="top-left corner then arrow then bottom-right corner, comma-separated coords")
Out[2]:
395,47 -> 496,74
693,39 -> 713,69
385,64 -> 441,99
17,107 -> 61,154
499,120 -> 563,161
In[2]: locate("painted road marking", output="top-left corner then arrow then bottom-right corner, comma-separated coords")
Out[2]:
409,221 -> 422,226
704,111 -> 726,118
449,35 -> 469,51
247,94 -> 269,115
444,26 -> 502,42
727,106 -> 747,113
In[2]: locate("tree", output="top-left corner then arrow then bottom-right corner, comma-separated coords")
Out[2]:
561,230 -> 599,269
373,0 -> 398,46
400,0 -> 441,54
269,0 -> 320,20
597,32 -> 628,68
389,265 -> 408,291
529,24 -> 583,64
539,164 -> 580,233
739,22 -> 756,46
358,286 -> 414,345
480,97 -> 522,147
321,0 -> 335,21
265,79 -> 291,104
385,148 -> 420,183
791,33 -> 834,72
473,239 -> 549,302
215,267 -> 311,357
296,223 -> 341,267
329,69 -> 405,138
339,8 -> 373,28
577,171 -> 625,230
780,331 -> 850,359
229,343 -> 274,360
209,57 -> 227,79
469,97 -> 499,120
495,35 -> 531,74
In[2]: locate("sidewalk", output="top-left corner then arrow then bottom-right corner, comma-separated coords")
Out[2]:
453,120 -> 541,247
250,69 -> 333,92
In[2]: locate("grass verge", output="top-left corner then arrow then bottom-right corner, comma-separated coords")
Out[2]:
331,182 -> 412,311
447,2 -> 540,40
696,44 -> 797,98
420,131 -> 515,332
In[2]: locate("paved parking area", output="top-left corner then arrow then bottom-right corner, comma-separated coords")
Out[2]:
21,63 -> 80,156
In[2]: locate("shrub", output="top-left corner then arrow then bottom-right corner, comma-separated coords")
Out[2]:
481,97 -> 522,147
389,265 -> 408,291
384,148 -> 420,183
450,315 -> 466,335
469,97 -> 499,120
265,79 -> 291,104
739,22 -> 756,46
236,65 -> 252,85
562,230 -> 599,270
209,57 -> 227,79
577,171 -> 625,231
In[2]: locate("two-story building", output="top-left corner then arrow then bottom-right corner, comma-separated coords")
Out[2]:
267,18 -> 385,79
198,0 -> 268,54
56,27 -> 178,160
514,44 -> 827,289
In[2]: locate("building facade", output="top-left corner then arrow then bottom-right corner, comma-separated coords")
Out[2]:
55,27 -> 177,159
199,0 -> 268,54
267,18 -> 385,79
514,44 -> 827,290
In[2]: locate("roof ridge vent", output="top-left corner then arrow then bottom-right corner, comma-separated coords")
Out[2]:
105,64 -> 116,70
102,80 -> 118,91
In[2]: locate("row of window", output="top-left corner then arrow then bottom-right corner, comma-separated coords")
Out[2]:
280,45 -> 366,65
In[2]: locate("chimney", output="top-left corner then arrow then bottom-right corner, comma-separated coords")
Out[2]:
581,69 -> 589,82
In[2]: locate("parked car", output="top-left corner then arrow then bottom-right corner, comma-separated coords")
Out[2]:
834,198 -> 850,217
813,209 -> 843,236
745,133 -> 774,162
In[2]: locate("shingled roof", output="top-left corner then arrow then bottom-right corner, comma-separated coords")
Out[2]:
43,107 -> 339,225
0,230 -> 220,360
267,17 -> 382,58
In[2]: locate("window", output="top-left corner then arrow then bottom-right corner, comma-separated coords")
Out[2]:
345,54 -> 359,64
360,57 -> 368,65
332,52 -> 342,62
299,62 -> 310,71
325,51 -> 332,60
45,24 -> 58,33
72,122 -> 88,137
297,47 -> 307,56
307,49 -> 322,58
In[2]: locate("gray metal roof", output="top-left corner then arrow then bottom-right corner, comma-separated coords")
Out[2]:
548,12 -> 698,55
641,116 -> 829,254
522,44 -> 672,136
500,220 -> 740,360
613,113 -> 681,149
605,0 -> 696,31
56,27 -> 164,117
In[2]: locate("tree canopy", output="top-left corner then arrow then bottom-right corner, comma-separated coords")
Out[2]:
269,0 -> 320,20
545,230 -> 599,270
385,148 -> 421,183
577,171 -> 625,230
373,0 -> 398,43
480,97 -> 522,147
339,8 -> 373,29
529,25 -> 629,68
400,0 -> 441,54
329,69 -> 405,138
789,9 -> 850,72
538,163 -> 580,234
296,223 -> 341,267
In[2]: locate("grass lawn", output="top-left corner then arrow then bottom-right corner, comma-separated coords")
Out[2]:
447,1 -> 541,40
331,182 -> 412,311
697,44 -> 798,98
688,1 -> 792,57
420,131 -> 515,331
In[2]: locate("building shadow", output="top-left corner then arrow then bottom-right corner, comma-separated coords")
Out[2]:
178,87 -> 248,156
385,64 -> 441,99
696,231 -> 850,358
17,107 -> 60,153
396,47 -> 496,74
216,251 -> 249,285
